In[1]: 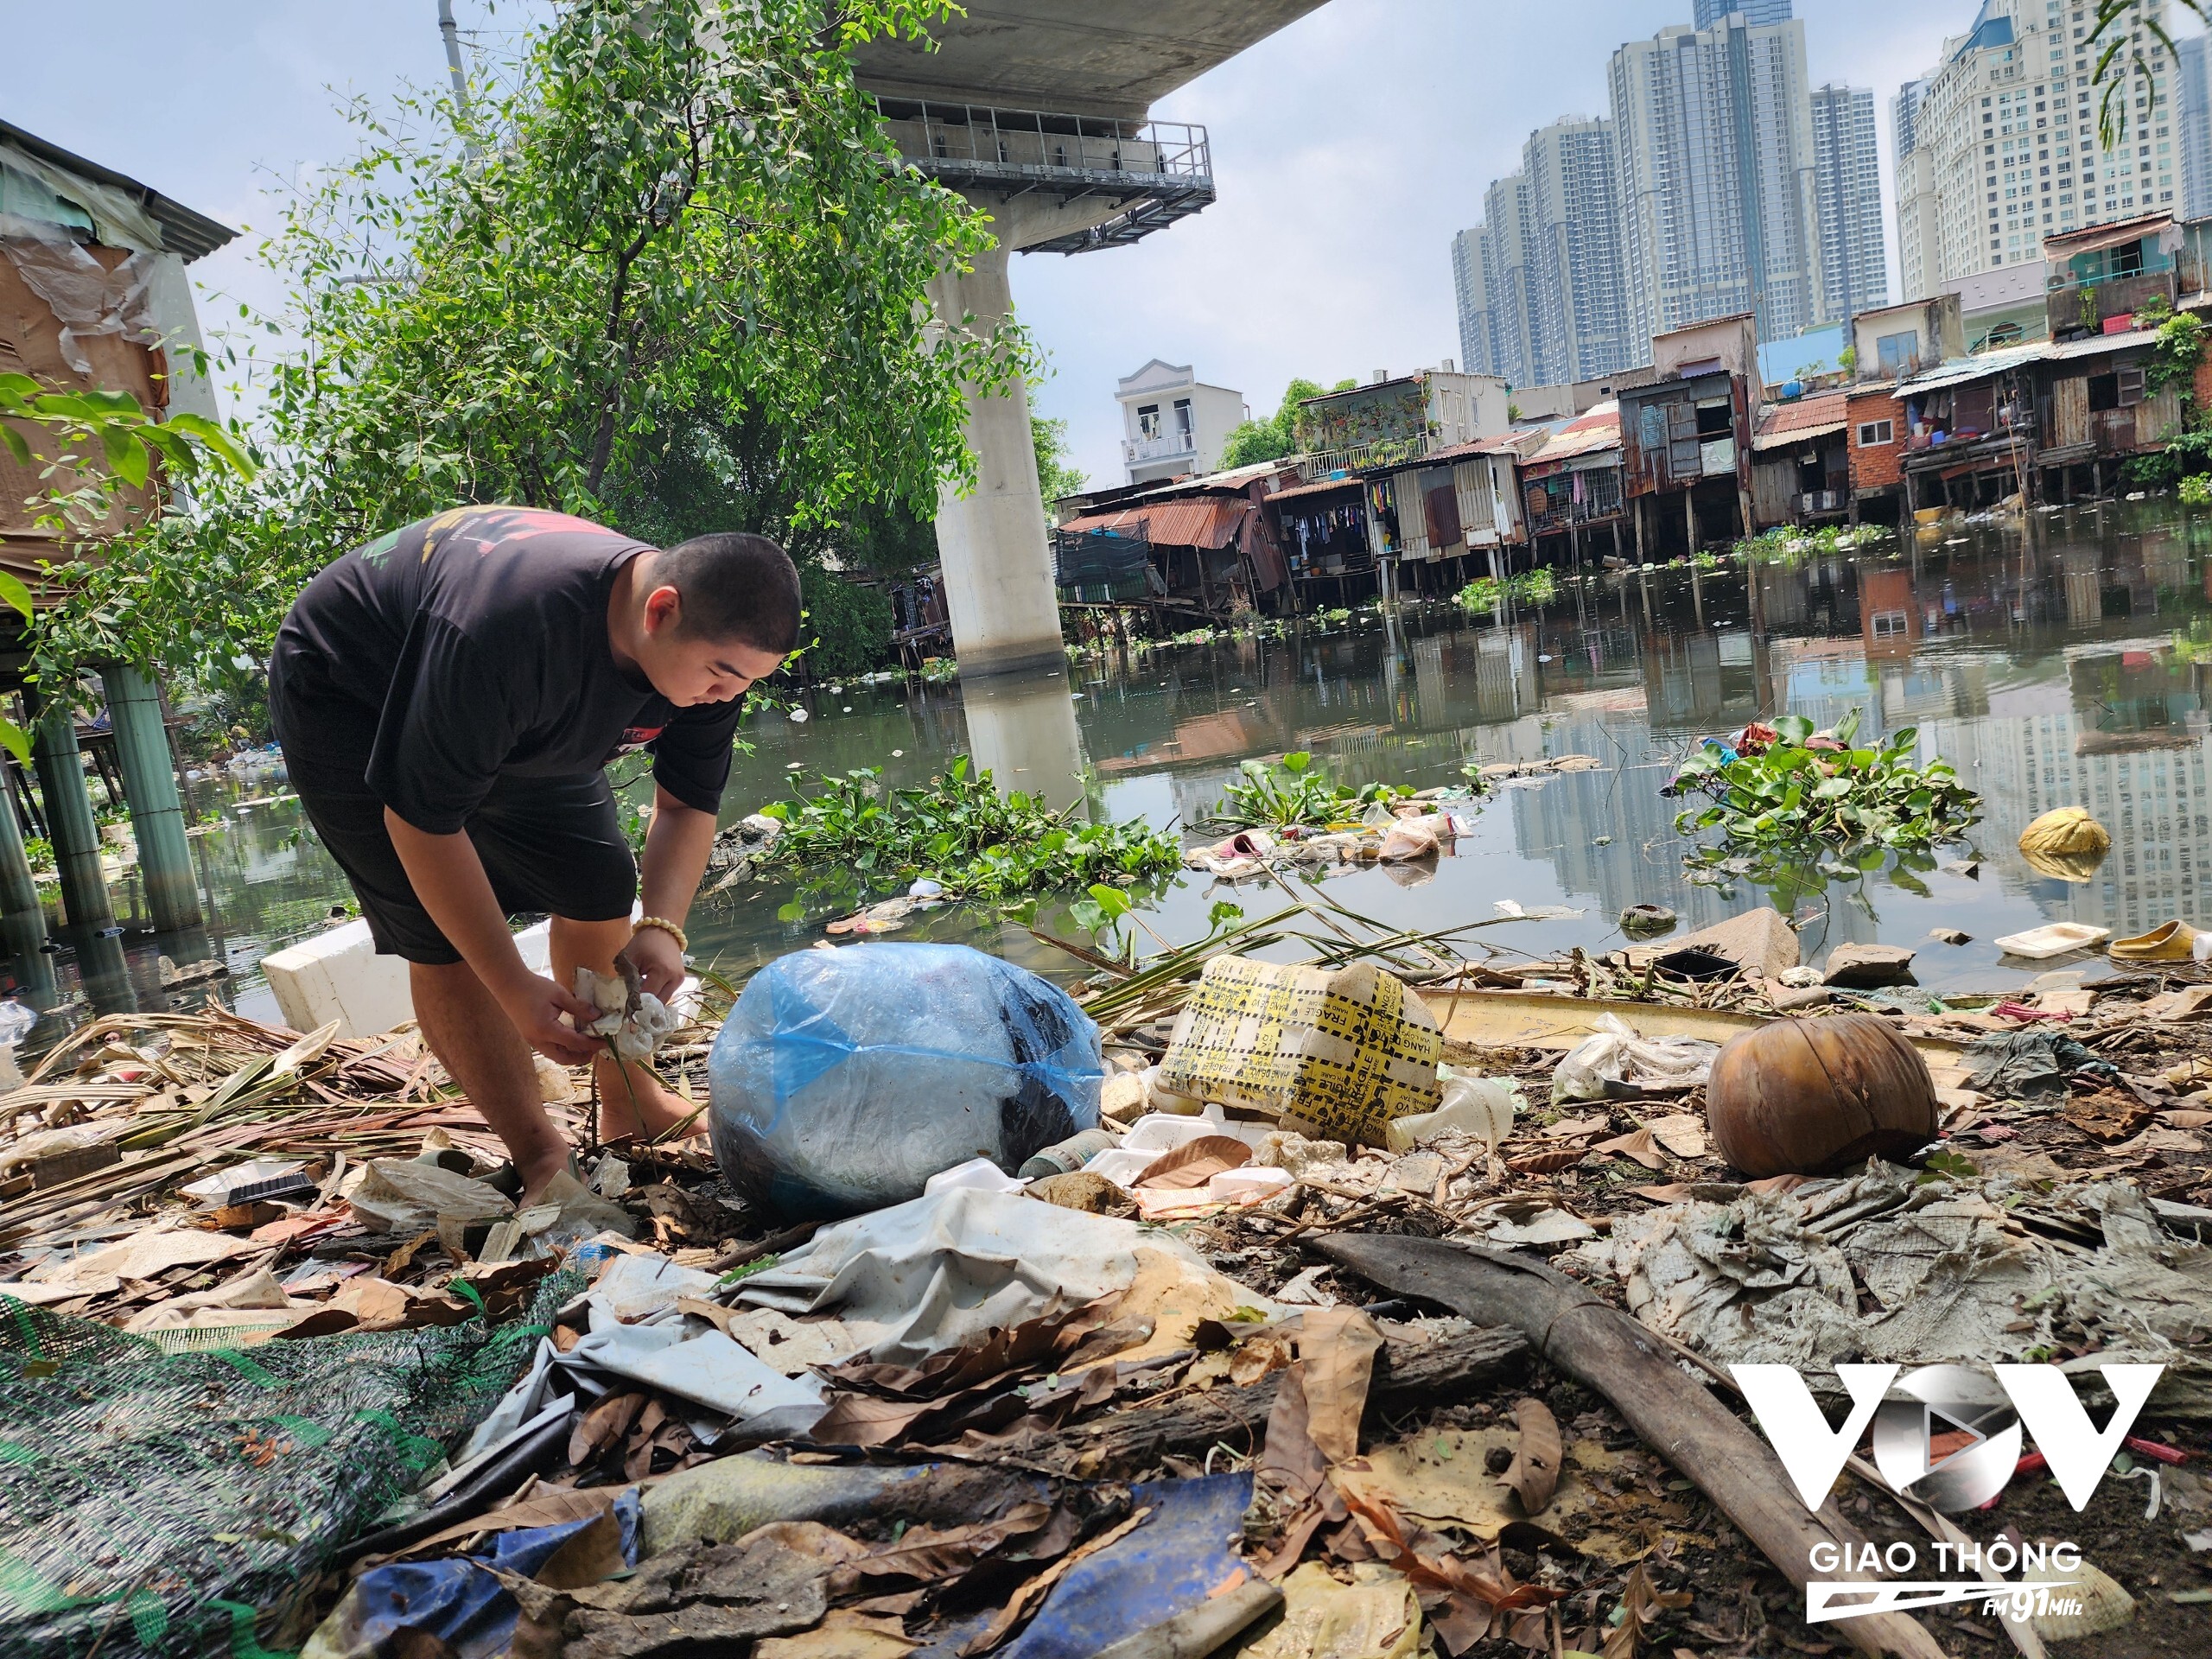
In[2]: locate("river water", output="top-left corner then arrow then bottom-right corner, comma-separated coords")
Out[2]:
14,496 -> 2211,1039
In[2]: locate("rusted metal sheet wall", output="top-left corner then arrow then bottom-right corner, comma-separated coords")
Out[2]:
2139,385 -> 2183,446
1391,470 -> 1432,562
2050,375 -> 2089,449
1751,458 -> 1796,529
1453,459 -> 1496,540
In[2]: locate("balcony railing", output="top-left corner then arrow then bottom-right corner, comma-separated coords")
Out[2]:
1298,434 -> 1434,482
1124,432 -> 1197,466
2048,268 -> 2177,338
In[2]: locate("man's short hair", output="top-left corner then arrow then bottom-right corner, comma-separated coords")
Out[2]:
657,532 -> 802,654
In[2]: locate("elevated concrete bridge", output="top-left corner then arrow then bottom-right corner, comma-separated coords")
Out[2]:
853,3 -> 1327,678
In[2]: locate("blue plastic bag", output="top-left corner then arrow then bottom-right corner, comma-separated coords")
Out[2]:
710,944 -> 1103,1218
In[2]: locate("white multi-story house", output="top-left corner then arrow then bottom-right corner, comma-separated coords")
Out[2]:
1113,361 -> 1246,486
1609,10 -> 1826,349
1892,0 -> 2179,292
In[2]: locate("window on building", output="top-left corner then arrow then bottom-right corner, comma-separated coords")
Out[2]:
1173,397 -> 1193,439
2088,372 -> 2120,411
1137,404 -> 1160,438
1872,610 -> 1910,639
1877,331 -> 1921,376
1858,419 -> 1895,447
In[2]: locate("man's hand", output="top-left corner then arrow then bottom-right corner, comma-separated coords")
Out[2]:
620,925 -> 686,1004
494,971 -> 606,1065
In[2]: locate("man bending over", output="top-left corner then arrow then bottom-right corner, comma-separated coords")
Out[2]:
270,505 -> 798,1201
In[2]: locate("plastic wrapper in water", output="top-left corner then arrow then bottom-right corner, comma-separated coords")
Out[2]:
709,944 -> 1103,1217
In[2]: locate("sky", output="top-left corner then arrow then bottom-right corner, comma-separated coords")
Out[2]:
7,1 -> 2197,488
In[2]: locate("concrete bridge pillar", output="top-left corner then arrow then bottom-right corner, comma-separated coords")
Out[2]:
929,193 -> 1130,681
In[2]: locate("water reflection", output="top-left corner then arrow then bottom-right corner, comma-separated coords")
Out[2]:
962,667 -> 1090,812
19,499 -> 2212,1033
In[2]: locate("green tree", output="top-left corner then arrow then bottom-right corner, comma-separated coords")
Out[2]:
1217,377 -> 1357,469
1033,413 -> 1087,507
33,0 -> 1020,692
2087,0 -> 2207,143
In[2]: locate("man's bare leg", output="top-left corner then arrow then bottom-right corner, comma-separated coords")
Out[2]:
410,959 -> 571,1200
550,915 -> 704,1142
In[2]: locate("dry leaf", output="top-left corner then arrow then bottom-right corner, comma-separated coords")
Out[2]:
1131,1135 -> 1250,1191
1542,1113 -> 1610,1140
1503,1397 -> 1561,1516
1508,1147 -> 1588,1175
1601,1560 -> 1691,1659
1643,1115 -> 1707,1159
1297,1307 -> 1384,1464
568,1390 -> 645,1466
1592,1129 -> 1665,1171
1230,1333 -> 1294,1388
956,1507 -> 1149,1656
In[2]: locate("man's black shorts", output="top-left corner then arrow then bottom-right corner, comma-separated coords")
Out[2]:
271,685 -> 637,966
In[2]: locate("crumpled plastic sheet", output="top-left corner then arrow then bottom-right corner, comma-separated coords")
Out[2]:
910,1473 -> 1253,1659
1960,1028 -> 2110,1100
306,1491 -> 640,1659
0,213 -> 158,375
1568,1160 -> 2212,1412
710,943 -> 1103,1218
1550,1012 -> 1719,1104
456,1265 -> 830,1463
736,1186 -> 1211,1365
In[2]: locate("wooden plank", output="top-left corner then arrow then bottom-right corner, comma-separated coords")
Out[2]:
1426,988 -> 1967,1063
1319,1236 -> 1950,1659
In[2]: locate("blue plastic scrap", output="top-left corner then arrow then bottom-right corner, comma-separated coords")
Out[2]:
334,1491 -> 640,1658
709,943 -> 1104,1218
912,1473 -> 1255,1659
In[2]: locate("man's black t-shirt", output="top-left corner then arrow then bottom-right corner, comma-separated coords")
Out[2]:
270,505 -> 746,834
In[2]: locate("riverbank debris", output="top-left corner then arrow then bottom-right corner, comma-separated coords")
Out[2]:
3,877 -> 2211,1657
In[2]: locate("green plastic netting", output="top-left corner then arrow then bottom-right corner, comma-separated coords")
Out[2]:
0,1269 -> 577,1659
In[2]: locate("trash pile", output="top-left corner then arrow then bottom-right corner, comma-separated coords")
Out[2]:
3,864 -> 2212,1657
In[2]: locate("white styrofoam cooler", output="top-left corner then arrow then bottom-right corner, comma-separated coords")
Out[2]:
261,918 -> 555,1039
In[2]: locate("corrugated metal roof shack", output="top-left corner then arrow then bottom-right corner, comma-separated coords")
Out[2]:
1891,346 -> 2040,512
1514,405 -> 1626,562
1264,476 -> 1374,606
1055,463 -> 1297,624
1749,391 -> 1851,529
1355,434 -> 1534,595
1615,315 -> 1760,561
0,120 -> 232,597
2036,328 -> 2183,499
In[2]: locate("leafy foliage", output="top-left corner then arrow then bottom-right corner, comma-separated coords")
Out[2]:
0,374 -> 256,759
755,758 -> 1182,901
1033,412 -> 1087,507
2126,405 -> 2212,486
1207,751 -> 1418,830
1218,378 -> 1357,470
2181,474 -> 2212,506
2085,0 -> 2205,148
31,0 -> 1014,696
1732,524 -> 1888,563
1671,711 -> 1982,867
2144,307 -> 2206,399
1455,569 -> 1557,611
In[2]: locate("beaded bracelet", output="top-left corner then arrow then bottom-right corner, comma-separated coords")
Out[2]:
633,915 -> 689,952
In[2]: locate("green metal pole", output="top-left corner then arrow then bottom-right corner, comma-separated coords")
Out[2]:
101,664 -> 201,931
0,751 -> 45,971
29,693 -> 117,934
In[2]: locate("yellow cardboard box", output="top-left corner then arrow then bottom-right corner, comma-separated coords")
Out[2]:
1156,956 -> 1442,1145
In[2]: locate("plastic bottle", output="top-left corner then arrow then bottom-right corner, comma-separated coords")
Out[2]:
1384,1074 -> 1519,1153
1017,1128 -> 1122,1179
